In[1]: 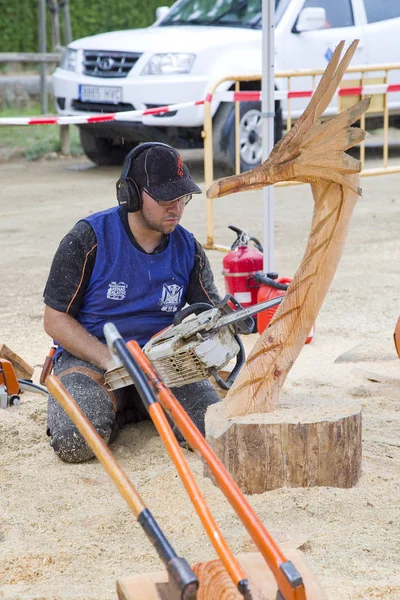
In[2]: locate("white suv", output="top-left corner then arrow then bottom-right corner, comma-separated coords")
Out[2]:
53,0 -> 400,169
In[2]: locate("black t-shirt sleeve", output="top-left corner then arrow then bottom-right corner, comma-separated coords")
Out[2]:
43,221 -> 97,317
186,239 -> 222,306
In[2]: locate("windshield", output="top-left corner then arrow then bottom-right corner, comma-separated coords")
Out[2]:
159,0 -> 289,29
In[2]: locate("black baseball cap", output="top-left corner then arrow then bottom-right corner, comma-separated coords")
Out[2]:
130,145 -> 201,201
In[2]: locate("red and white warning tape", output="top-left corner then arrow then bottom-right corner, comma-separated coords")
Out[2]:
0,99 -> 206,126
0,82 -> 399,127
217,82 -> 400,102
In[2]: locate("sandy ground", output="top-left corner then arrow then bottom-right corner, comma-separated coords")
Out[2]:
0,152 -> 399,600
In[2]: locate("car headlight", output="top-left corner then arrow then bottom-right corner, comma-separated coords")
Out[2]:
142,53 -> 195,75
60,48 -> 78,72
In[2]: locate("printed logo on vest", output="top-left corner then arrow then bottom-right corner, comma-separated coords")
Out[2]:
107,281 -> 128,301
159,283 -> 183,312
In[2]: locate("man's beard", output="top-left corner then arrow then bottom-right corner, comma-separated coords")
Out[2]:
141,209 -> 180,234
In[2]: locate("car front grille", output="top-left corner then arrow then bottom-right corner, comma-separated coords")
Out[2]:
145,104 -> 178,118
83,50 -> 142,78
72,100 -> 134,113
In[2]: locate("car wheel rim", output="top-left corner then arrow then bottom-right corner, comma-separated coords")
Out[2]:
239,108 -> 262,166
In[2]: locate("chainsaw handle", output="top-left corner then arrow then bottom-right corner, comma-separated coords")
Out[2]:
253,272 -> 289,290
209,334 -> 245,391
18,379 -> 48,397
172,298 -> 246,391
173,302 -> 214,326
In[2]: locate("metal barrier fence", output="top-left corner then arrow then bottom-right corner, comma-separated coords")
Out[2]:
0,52 -> 61,111
1,59 -> 399,252
203,63 -> 400,250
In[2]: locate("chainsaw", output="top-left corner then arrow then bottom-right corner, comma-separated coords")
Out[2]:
0,358 -> 48,409
105,294 -> 284,392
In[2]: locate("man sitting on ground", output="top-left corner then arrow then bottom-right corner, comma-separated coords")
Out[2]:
43,143 -> 221,463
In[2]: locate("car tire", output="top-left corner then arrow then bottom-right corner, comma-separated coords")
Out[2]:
213,99 -> 283,173
391,116 -> 400,129
79,127 -> 134,166
212,101 -> 235,174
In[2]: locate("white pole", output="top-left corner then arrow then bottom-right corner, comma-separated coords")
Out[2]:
38,0 -> 48,115
261,0 -> 275,273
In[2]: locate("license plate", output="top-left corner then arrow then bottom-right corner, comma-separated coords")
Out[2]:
79,85 -> 122,104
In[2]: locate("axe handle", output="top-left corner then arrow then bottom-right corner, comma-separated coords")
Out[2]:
149,401 -> 250,597
394,316 -> 400,358
112,337 -> 250,598
47,375 -> 147,517
46,375 -> 187,573
126,342 -> 307,600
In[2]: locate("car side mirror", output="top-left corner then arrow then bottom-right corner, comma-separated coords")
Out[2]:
293,7 -> 327,33
155,6 -> 170,22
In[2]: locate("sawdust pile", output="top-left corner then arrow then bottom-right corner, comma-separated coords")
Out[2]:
1,157 -> 399,600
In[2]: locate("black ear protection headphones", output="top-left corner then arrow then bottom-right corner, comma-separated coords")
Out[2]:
116,142 -> 173,212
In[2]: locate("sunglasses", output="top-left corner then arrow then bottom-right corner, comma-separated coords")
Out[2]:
145,190 -> 192,207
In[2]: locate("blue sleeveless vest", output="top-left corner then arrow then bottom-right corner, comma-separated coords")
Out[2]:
76,207 -> 195,347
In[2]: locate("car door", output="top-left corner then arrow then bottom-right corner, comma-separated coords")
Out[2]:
277,0 -> 369,118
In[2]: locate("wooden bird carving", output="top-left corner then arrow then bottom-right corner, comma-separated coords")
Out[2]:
207,40 -> 371,418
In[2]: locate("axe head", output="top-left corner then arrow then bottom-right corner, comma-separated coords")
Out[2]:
155,557 -> 198,600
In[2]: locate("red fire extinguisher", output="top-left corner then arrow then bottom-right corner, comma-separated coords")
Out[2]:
222,227 -> 314,343
255,273 -> 314,343
222,226 -> 264,315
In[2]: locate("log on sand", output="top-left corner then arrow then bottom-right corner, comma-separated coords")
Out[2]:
117,550 -> 326,600
0,343 -> 34,379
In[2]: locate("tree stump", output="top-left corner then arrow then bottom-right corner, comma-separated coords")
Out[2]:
205,393 -> 362,494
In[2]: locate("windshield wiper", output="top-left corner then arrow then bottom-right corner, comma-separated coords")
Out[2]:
209,0 -> 248,24
159,18 -> 210,26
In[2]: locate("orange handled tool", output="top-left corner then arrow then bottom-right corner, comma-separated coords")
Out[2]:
0,358 -> 20,408
46,374 -> 199,600
122,338 -> 307,600
104,323 -> 252,599
40,345 -> 57,385
394,316 -> 400,358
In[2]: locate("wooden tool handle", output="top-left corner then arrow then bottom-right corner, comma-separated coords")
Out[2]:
40,352 -> 55,385
46,375 -> 146,517
394,316 -> 400,359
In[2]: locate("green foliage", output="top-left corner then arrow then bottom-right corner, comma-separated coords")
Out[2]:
0,0 -> 175,53
0,0 -> 38,52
